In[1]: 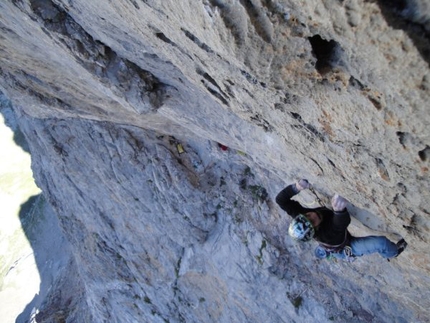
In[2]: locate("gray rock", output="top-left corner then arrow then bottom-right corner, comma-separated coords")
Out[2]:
1,0 -> 429,322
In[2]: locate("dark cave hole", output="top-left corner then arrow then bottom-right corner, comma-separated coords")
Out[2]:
308,35 -> 341,75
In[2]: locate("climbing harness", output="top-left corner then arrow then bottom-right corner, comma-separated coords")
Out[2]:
318,230 -> 350,252
318,235 -> 355,261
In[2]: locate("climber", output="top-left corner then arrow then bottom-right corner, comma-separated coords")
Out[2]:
276,179 -> 408,261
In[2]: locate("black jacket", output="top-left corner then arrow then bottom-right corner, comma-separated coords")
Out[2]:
276,184 -> 351,247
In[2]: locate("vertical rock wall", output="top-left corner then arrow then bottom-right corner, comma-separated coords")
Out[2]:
1,0 -> 429,322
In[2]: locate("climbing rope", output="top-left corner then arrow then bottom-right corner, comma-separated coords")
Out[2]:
297,199 -> 320,208
309,186 -> 325,207
295,185 -> 325,208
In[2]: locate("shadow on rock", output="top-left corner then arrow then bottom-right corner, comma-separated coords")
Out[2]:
0,92 -> 30,154
15,194 -> 71,323
376,0 -> 430,67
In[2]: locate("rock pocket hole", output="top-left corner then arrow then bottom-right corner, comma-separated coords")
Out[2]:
155,32 -> 175,46
396,131 -> 407,147
308,35 -> 343,75
418,146 -> 430,162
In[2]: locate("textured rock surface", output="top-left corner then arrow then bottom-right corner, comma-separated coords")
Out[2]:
1,0 -> 429,322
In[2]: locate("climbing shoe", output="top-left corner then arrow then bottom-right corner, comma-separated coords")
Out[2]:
395,239 -> 408,257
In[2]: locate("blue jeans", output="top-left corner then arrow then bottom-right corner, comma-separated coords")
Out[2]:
315,236 -> 398,260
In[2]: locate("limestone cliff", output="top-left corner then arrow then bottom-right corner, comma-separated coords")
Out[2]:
1,0 -> 429,322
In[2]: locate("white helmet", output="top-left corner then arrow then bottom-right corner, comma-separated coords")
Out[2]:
288,214 -> 315,242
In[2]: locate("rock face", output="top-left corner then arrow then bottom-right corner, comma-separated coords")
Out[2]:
1,0 -> 429,322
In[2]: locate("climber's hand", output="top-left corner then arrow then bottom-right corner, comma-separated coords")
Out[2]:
332,194 -> 348,211
296,179 -> 310,191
